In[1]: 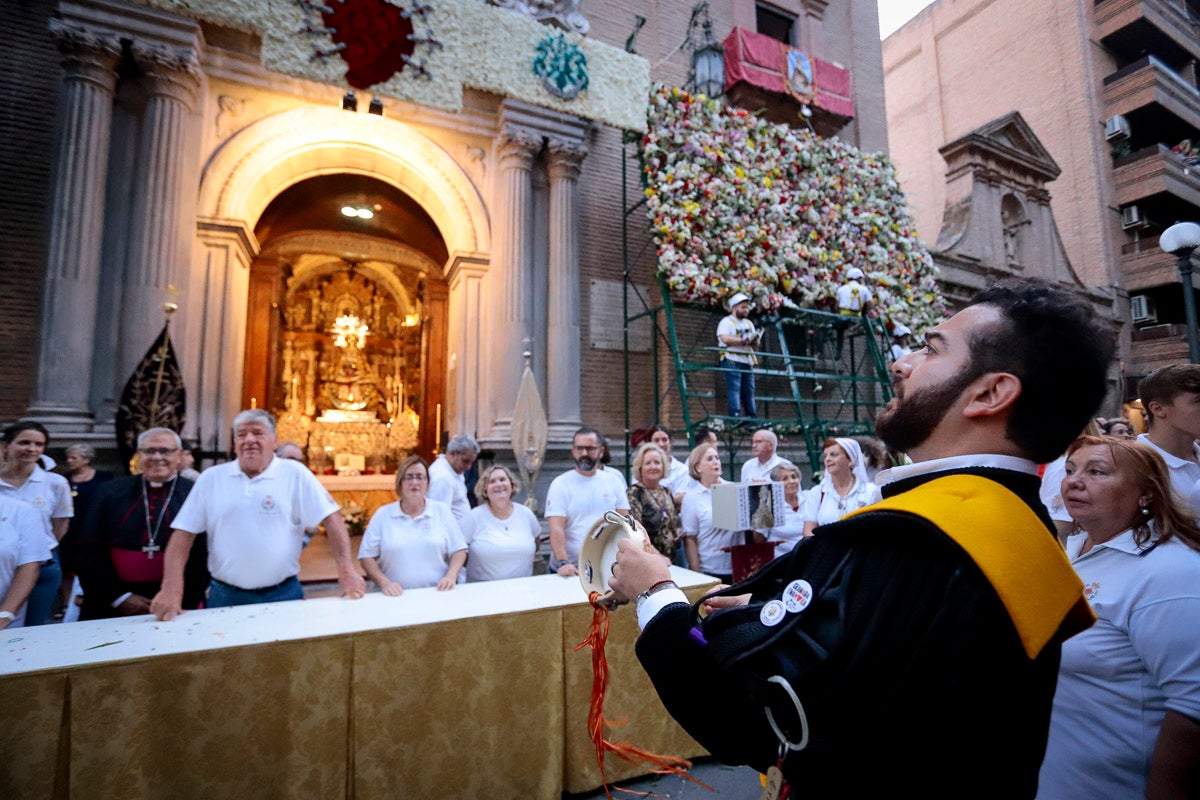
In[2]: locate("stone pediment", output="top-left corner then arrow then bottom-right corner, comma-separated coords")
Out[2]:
932,111 -> 1096,298
938,111 -> 1061,185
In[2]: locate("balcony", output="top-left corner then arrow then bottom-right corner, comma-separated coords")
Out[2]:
722,27 -> 853,135
1131,323 -> 1192,372
1103,55 -> 1200,132
1119,233 -> 1200,289
1112,143 -> 1200,208
1095,0 -> 1200,64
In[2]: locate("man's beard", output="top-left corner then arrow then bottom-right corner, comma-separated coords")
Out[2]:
875,365 -> 979,454
575,455 -> 597,471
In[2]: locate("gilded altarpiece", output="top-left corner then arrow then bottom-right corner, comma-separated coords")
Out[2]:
275,268 -> 422,472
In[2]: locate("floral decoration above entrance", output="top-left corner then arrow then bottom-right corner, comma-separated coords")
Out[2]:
532,32 -> 588,100
296,0 -> 440,88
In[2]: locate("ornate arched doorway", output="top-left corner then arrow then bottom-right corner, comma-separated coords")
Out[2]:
242,175 -> 449,465
190,107 -> 490,455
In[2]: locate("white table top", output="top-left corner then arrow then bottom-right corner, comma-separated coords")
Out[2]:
1,567 -> 714,677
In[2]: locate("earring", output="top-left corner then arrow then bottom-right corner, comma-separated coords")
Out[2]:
1140,505 -> 1151,516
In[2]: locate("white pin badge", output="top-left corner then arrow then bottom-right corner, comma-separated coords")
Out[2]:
783,579 -> 814,613
760,599 -> 787,627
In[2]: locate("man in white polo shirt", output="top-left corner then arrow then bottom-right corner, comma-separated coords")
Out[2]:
740,428 -> 786,483
428,433 -> 479,531
1137,364 -> 1200,505
545,426 -> 631,577
151,409 -> 365,619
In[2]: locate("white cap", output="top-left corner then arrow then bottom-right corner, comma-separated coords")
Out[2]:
727,292 -> 751,309
846,267 -> 864,280
892,323 -> 911,337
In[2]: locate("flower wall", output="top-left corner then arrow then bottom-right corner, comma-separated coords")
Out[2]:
643,86 -> 946,331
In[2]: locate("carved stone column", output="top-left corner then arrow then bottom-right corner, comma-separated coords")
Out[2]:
26,21 -> 122,429
489,125 -> 542,432
117,43 -> 201,381
546,137 -> 587,432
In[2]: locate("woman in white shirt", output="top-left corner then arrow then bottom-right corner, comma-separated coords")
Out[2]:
680,444 -> 735,582
801,437 -> 876,537
760,461 -> 806,556
465,465 -> 540,582
0,422 -> 72,626
359,456 -> 467,594
1037,436 -> 1200,800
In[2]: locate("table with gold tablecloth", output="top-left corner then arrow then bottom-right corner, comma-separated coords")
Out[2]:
1,568 -> 715,800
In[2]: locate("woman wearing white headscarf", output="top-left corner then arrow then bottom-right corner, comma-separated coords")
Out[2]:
801,437 -> 877,537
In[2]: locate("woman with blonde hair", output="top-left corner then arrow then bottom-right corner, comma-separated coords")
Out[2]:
464,464 -> 540,581
627,442 -> 680,558
679,443 -> 734,582
358,455 -> 466,594
1037,436 -> 1200,799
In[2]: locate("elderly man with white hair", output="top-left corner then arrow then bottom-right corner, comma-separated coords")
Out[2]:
740,428 -> 787,484
428,433 -> 479,534
151,409 -> 365,619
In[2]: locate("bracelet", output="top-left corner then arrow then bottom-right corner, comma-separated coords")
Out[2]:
637,580 -> 678,603
549,556 -> 571,572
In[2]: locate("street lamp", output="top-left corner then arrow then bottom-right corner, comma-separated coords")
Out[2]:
1159,221 -> 1200,363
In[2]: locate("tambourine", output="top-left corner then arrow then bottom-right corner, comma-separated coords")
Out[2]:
579,510 -> 648,609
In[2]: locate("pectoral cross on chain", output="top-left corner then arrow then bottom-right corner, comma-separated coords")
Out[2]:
143,543 -> 161,559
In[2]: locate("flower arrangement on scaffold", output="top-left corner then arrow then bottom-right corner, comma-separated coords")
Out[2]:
643,85 -> 947,331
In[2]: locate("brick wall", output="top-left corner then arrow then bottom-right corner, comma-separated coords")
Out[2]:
882,0 -> 1118,288
0,0 -> 59,420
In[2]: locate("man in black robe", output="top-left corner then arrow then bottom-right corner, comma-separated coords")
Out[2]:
611,280 -> 1115,799
77,428 -> 209,619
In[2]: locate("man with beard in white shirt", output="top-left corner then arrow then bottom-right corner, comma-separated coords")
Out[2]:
544,426 -> 630,577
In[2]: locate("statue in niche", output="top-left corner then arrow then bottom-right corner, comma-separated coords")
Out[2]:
1000,194 -> 1027,269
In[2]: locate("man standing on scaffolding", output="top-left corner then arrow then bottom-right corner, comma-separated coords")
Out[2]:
717,292 -> 760,419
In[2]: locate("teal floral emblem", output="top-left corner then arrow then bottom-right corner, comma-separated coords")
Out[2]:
533,32 -> 588,100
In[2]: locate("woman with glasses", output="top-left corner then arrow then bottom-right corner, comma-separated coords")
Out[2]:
0,422 -> 73,625
358,455 -> 467,595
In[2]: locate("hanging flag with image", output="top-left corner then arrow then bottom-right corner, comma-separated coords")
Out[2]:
115,322 -> 186,473
783,46 -> 814,104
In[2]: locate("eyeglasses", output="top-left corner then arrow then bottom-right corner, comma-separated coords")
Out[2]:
400,473 -> 428,482
138,447 -> 179,456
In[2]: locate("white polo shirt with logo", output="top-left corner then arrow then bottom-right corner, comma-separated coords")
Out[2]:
1038,529 -> 1200,799
544,469 -> 630,562
172,456 -> 338,590
1137,433 -> 1200,499
0,466 -> 73,550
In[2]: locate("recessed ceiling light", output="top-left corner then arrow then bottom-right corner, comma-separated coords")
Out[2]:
356,208 -> 374,219
341,206 -> 358,217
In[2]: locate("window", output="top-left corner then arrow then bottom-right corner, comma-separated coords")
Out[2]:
756,3 -> 796,45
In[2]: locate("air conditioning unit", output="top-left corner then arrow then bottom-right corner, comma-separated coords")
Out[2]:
1131,294 -> 1157,324
1121,204 -> 1146,229
1105,115 -> 1131,141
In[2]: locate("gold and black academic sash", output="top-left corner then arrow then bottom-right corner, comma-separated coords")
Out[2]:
844,474 -> 1095,658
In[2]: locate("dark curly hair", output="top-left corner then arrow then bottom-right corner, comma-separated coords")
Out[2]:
965,280 -> 1114,463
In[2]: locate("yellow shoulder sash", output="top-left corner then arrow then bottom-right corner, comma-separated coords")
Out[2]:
843,474 -> 1094,659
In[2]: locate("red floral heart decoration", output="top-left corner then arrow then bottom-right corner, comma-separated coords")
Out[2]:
321,0 -> 416,89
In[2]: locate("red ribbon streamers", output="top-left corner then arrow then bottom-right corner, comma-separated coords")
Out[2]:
575,591 -> 713,799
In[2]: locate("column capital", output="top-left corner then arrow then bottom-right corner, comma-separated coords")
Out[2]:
802,0 -> 830,20
498,125 -> 543,171
131,42 -> 202,108
49,19 -> 121,87
546,137 -> 588,181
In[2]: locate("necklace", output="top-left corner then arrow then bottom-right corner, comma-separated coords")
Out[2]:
141,476 -> 177,559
